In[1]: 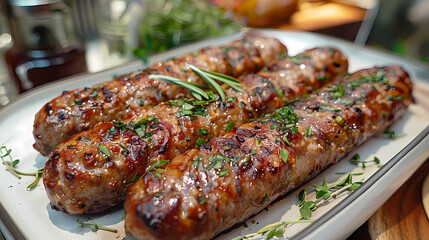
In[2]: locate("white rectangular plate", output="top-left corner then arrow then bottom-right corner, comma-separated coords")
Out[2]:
0,30 -> 428,240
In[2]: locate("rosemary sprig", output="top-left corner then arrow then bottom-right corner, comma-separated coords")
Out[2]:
198,67 -> 244,93
234,173 -> 362,240
76,219 -> 118,233
151,64 -> 243,101
1,145 -> 43,189
187,64 -> 227,100
149,74 -> 209,100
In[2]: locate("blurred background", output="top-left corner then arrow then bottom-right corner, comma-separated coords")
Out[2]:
0,0 -> 427,109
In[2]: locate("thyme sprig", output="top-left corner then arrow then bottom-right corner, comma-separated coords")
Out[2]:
1,145 -> 43,189
349,154 -> 381,168
76,219 -> 118,233
298,174 -> 363,220
383,128 -> 405,139
232,219 -> 316,240
233,173 -> 362,240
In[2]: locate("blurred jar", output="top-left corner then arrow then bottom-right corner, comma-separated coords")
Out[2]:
1,0 -> 87,93
93,0 -> 144,56
0,11 -> 17,108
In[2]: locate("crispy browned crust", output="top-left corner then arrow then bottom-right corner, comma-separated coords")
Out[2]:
124,66 -> 413,240
43,47 -> 348,215
33,33 -> 288,156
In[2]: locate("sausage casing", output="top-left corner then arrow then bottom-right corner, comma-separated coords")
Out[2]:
124,66 -> 413,240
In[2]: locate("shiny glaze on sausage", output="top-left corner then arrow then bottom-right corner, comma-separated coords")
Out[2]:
124,66 -> 413,240
43,48 -> 348,215
33,33 -> 288,156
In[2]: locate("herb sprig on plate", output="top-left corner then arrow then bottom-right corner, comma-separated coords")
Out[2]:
349,154 -> 382,168
77,219 -> 117,233
1,145 -> 43,189
233,173 -> 363,240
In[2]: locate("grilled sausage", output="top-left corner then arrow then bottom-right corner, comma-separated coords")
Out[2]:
124,66 -> 413,240
43,48 -> 348,215
33,33 -> 288,156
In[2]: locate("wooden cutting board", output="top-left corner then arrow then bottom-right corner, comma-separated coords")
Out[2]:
368,159 -> 429,239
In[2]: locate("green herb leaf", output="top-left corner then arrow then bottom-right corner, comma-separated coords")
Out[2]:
195,137 -> 205,148
198,129 -> 209,135
387,95 -> 404,101
222,146 -> 231,151
349,154 -> 360,164
332,82 -> 344,98
335,116 -> 346,126
266,229 -> 276,239
298,188 -> 307,206
97,144 -> 111,157
225,121 -> 234,132
219,168 -> 230,177
305,127 -> 311,137
255,138 -> 261,147
320,105 -> 341,112
227,97 -> 236,103
384,128 -> 401,138
120,143 -> 128,151
300,203 -> 312,220
187,64 -> 226,100
198,196 -> 206,204
349,182 -> 363,190
153,172 -> 164,179
149,74 -> 209,100
149,160 -> 169,171
279,149 -> 289,163
373,156 -> 380,164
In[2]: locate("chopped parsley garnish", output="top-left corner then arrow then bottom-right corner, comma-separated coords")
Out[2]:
305,127 -> 311,137
335,116 -> 346,126
97,144 -> 111,157
332,82 -> 344,98
227,97 -> 236,103
195,138 -> 205,148
148,160 -> 169,171
279,149 -> 289,163
225,121 -> 234,132
387,95 -> 404,101
153,172 -> 164,179
318,76 -> 328,81
320,106 -> 341,112
198,196 -> 206,204
198,129 -> 209,135
219,168 -> 230,177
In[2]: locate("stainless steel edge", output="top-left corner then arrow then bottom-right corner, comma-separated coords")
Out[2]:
0,203 -> 21,240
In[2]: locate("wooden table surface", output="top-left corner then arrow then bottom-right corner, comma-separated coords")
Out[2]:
348,159 -> 429,239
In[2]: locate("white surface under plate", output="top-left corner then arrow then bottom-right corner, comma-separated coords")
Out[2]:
0,30 -> 428,240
